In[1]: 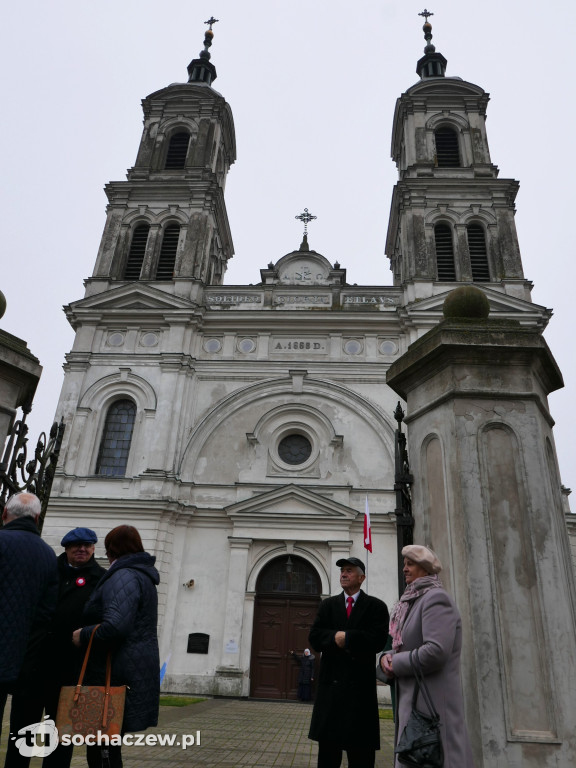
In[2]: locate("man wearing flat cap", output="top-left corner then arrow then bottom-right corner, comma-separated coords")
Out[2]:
6,528 -> 106,768
308,556 -> 389,768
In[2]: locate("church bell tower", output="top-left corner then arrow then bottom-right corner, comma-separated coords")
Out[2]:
386,13 -> 530,314
89,19 -> 235,296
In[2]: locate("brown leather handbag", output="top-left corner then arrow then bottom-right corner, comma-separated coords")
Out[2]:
56,625 -> 126,739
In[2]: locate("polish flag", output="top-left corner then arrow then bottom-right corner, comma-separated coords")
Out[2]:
363,496 -> 372,553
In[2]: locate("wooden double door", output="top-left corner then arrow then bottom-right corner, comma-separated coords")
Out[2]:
250,595 -> 320,699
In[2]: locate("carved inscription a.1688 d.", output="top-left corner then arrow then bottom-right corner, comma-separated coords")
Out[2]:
272,338 -> 327,353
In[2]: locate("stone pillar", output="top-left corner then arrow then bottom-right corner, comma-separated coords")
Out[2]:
215,536 -> 252,696
387,307 -> 576,767
0,328 -> 42,449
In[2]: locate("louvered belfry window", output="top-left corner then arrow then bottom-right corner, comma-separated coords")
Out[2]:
467,224 -> 491,282
155,224 -> 180,280
165,132 -> 190,169
124,224 -> 149,280
95,399 -> 136,477
435,223 -> 457,281
435,126 -> 460,167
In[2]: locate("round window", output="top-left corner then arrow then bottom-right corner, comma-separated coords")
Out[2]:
379,340 -> 398,356
107,333 -> 124,347
238,338 -> 256,353
278,434 -> 312,465
140,332 -> 159,348
204,338 -> 222,353
344,339 -> 362,355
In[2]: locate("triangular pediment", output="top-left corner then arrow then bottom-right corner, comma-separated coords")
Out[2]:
226,484 -> 358,520
405,287 -> 550,319
67,284 -> 196,313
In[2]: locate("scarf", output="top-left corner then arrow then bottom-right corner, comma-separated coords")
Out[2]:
389,574 -> 443,651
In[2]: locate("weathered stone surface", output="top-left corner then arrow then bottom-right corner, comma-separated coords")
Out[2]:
388,319 -> 576,767
443,285 -> 490,319
0,329 -> 42,447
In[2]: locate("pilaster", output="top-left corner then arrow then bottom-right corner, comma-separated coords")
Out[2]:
215,536 -> 252,695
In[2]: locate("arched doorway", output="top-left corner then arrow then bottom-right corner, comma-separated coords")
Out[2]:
250,555 -> 321,699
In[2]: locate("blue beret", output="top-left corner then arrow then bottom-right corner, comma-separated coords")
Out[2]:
61,527 -> 98,546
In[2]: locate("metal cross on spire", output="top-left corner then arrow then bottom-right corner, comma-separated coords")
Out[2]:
204,16 -> 219,30
418,9 -> 434,22
295,208 -> 317,236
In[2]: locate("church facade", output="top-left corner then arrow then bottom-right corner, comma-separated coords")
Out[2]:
46,16 -> 571,721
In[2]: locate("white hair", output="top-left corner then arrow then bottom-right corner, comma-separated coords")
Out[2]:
5,492 -> 41,519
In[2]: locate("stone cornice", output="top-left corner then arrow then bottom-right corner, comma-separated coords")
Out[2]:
386,318 -> 564,403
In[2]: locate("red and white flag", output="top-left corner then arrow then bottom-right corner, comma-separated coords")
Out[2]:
363,496 -> 372,553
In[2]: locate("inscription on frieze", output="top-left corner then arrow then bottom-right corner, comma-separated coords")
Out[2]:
343,294 -> 399,306
275,295 -> 330,305
206,294 -> 262,305
272,338 -> 327,353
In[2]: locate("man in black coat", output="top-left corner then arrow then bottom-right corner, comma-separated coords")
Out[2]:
0,492 -> 58,743
308,557 -> 389,768
5,527 -> 105,767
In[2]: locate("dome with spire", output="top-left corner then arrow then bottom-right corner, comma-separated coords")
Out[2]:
416,9 -> 447,79
187,16 -> 219,85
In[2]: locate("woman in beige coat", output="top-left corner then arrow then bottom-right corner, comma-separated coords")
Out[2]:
379,545 -> 474,768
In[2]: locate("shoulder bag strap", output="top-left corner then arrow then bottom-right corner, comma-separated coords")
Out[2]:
102,651 -> 114,728
409,649 -> 440,720
73,624 -> 100,701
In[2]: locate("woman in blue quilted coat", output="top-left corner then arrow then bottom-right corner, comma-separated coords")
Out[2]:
73,525 -> 160,768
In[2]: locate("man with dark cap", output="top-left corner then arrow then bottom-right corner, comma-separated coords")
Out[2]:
5,527 -> 106,768
308,556 -> 389,768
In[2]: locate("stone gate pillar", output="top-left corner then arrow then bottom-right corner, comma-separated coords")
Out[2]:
386,300 -> 576,767
0,328 -> 42,449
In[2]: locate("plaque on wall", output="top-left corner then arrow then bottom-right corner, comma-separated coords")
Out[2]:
187,633 -> 210,654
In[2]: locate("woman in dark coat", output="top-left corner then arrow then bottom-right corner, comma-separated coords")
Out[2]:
73,525 -> 160,768
379,545 -> 474,768
290,648 -> 315,701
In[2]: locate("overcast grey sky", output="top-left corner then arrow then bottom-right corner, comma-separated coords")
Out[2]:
1,0 -> 573,494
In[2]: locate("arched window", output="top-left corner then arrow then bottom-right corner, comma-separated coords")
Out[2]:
155,224 -> 180,280
95,399 -> 136,477
164,132 -> 190,169
124,224 -> 149,280
467,224 -> 491,282
256,556 -> 321,595
435,126 -> 460,167
434,223 -> 456,281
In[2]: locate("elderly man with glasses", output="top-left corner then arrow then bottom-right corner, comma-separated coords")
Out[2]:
5,527 -> 106,768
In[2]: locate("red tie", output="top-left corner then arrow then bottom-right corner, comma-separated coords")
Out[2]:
346,596 -> 354,618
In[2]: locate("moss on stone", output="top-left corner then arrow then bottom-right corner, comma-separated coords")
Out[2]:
443,285 -> 490,319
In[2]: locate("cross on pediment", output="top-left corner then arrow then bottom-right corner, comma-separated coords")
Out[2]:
295,208 -> 317,236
